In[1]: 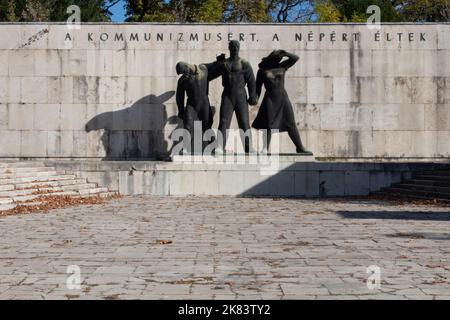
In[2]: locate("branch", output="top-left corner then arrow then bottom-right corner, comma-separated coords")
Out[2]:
105,0 -> 121,10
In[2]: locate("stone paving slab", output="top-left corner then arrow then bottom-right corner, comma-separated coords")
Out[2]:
0,196 -> 449,300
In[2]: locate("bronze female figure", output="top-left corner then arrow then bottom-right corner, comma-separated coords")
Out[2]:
252,50 -> 310,154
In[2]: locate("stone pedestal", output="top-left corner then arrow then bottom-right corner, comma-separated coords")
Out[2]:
170,153 -> 315,163
41,158 -> 447,197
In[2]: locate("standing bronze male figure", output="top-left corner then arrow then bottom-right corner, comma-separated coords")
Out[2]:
209,40 -> 258,154
252,50 -> 311,154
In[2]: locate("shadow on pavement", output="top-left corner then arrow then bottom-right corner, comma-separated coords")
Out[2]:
337,211 -> 450,222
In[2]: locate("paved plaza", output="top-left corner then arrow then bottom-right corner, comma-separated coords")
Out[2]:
0,196 -> 449,300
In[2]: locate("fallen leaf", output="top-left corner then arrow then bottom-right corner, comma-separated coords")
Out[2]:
156,239 -> 173,245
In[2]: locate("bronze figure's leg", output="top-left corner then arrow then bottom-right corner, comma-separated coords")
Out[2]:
288,128 -> 308,153
235,98 -> 253,153
183,105 -> 196,154
263,129 -> 272,153
197,102 -> 210,132
284,100 -> 310,153
198,101 -> 213,151
217,95 -> 234,153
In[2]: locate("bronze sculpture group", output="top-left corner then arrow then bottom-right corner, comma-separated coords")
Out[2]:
176,40 -> 311,155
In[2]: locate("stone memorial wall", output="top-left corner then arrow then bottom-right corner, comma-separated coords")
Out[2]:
0,23 -> 448,159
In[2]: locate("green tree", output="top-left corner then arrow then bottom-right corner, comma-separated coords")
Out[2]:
0,0 -> 115,22
125,0 -> 175,22
315,0 -> 341,22
21,0 -> 51,21
1,0 -> 24,21
266,0 -> 315,22
222,0 -> 271,22
397,0 -> 449,22
52,0 -> 117,22
315,0 -> 403,22
170,0 -> 224,22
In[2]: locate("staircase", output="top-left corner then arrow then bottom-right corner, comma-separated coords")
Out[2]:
377,168 -> 450,202
0,161 -> 117,212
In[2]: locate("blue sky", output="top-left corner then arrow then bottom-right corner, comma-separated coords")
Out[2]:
108,0 -> 316,22
110,0 -> 127,22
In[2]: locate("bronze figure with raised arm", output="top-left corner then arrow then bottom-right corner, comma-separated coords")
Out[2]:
252,49 -> 311,154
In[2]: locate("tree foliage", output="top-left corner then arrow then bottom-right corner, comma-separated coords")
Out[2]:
0,0 -> 116,22
172,0 -> 224,23
315,0 -> 449,22
125,0 -> 317,22
315,0 -> 342,22
125,0 -> 175,22
222,0 -> 271,22
0,0 -> 447,22
396,0 -> 449,22
267,0 -> 315,22
315,0 -> 403,22
125,0 -> 271,22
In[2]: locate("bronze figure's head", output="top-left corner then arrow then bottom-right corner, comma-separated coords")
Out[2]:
176,62 -> 191,76
259,50 -> 284,70
228,40 -> 240,57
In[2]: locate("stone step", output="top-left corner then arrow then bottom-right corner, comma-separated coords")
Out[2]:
0,162 -> 115,213
41,183 -> 98,193
0,203 -> 16,211
0,189 -> 36,198
0,174 -> 77,185
384,187 -> 450,200
0,170 -> 58,179
404,179 -> 450,188
0,183 -> 98,198
420,170 -> 450,177
14,178 -> 87,190
75,191 -> 118,199
12,200 -> 45,207
44,191 -> 79,197
0,198 -> 14,205
77,187 -> 109,195
392,183 -> 450,194
37,189 -> 110,197
10,194 -> 41,203
23,191 -> 85,200
100,191 -> 117,198
375,191 -> 450,203
0,184 -> 15,192
1,192 -> 117,212
413,175 -> 450,182
44,188 -> 112,198
0,166 -> 55,175
0,162 -> 45,168
10,190 -> 100,203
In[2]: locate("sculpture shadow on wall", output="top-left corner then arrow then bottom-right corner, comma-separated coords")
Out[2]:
85,91 -> 175,160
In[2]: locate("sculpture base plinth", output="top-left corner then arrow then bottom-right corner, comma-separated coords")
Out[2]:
40,159 -> 443,197
170,153 -> 315,163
